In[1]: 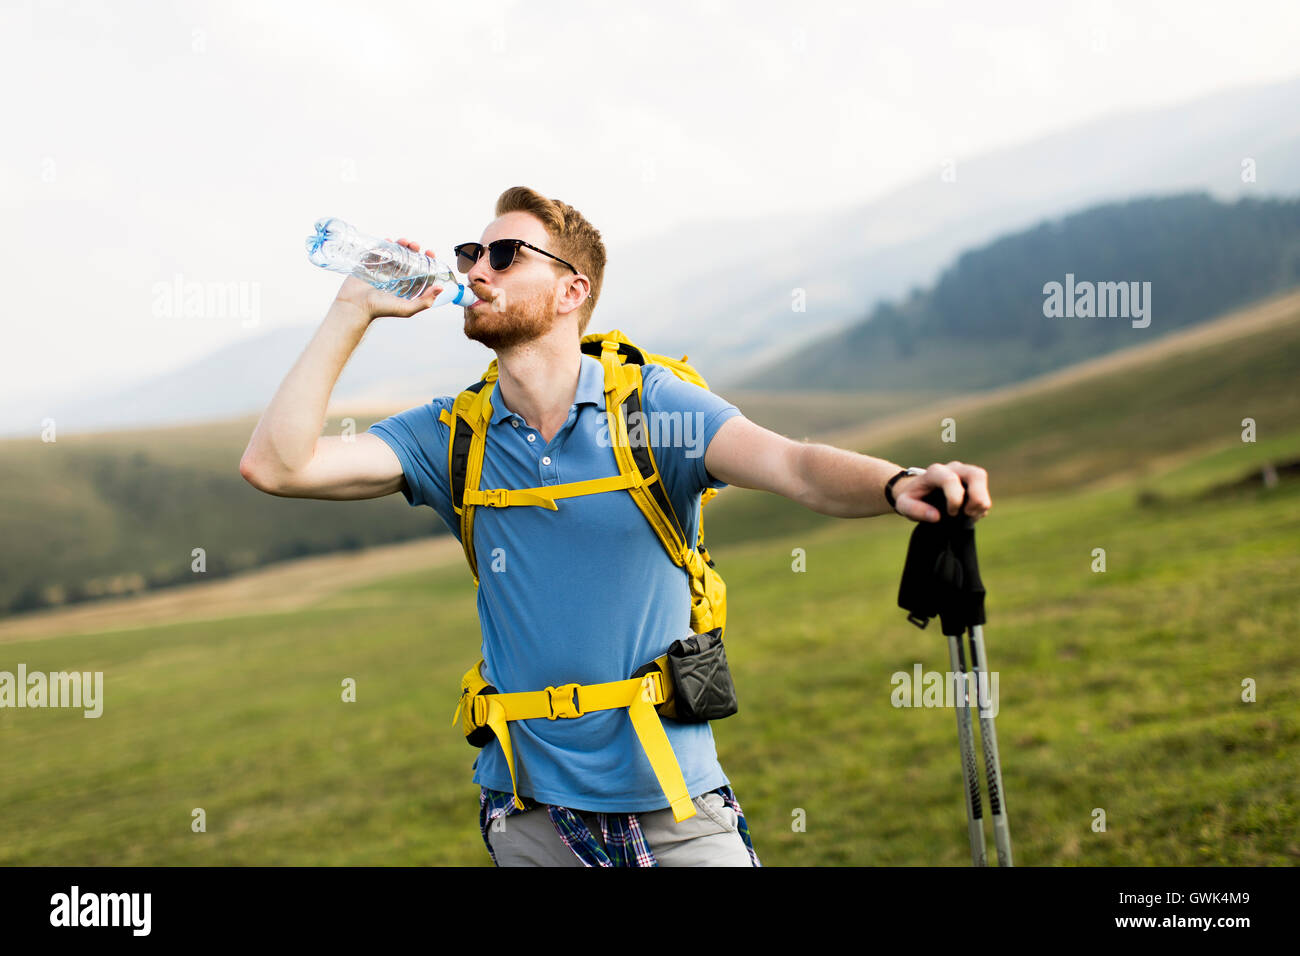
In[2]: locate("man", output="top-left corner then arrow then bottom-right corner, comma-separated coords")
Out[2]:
239,186 -> 993,866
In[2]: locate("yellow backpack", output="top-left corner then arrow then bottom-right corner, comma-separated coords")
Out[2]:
440,329 -> 729,821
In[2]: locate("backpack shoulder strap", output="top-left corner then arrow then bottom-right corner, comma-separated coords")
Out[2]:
439,379 -> 493,585
438,334 -> 726,635
437,367 -> 641,582
587,336 -> 727,636
590,338 -> 691,559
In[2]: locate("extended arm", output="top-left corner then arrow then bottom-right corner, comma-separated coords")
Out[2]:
703,416 -> 992,522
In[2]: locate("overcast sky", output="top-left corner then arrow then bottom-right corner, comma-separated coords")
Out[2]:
3,0 -> 1300,405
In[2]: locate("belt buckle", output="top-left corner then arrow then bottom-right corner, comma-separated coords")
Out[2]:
481,489 -> 507,508
545,683 -> 583,719
639,671 -> 665,705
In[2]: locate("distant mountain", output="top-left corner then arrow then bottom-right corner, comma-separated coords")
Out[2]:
739,193 -> 1300,391
10,75 -> 1300,436
626,73 -> 1300,387
19,318 -> 501,438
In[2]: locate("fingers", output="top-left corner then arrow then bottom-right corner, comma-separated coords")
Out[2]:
941,471 -> 966,516
391,238 -> 441,301
931,461 -> 992,520
911,463 -> 963,516
893,473 -> 938,523
899,494 -> 941,523
894,462 -> 993,523
953,463 -> 992,518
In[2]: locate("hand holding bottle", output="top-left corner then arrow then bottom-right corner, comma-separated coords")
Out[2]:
335,238 -> 446,321
306,216 -> 479,321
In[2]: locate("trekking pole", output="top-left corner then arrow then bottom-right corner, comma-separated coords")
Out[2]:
897,486 -> 1013,866
969,624 -> 1012,866
948,628 -> 987,866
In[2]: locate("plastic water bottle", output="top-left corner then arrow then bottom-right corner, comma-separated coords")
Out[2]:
305,217 -> 479,307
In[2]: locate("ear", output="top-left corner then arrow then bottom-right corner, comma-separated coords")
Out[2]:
557,276 -> 591,316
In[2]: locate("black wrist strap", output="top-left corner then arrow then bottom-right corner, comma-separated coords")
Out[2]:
884,469 -> 911,511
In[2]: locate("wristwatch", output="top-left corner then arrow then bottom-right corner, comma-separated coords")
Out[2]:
884,466 -> 927,513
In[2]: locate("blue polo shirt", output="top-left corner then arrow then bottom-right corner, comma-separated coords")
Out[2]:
368,352 -> 743,812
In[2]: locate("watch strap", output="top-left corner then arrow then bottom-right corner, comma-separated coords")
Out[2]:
884,469 -> 910,511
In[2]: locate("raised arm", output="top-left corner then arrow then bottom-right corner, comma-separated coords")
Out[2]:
239,238 -> 445,500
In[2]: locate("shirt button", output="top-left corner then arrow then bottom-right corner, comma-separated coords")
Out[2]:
542,456 -> 551,465
527,433 -> 536,443
511,419 -> 519,428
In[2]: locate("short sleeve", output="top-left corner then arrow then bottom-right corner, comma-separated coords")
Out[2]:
639,364 -> 742,498
368,398 -> 456,522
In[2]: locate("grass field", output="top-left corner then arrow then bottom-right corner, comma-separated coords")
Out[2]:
2,293 -> 1298,865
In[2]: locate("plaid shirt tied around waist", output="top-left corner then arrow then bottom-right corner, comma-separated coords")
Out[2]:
479,785 -> 761,867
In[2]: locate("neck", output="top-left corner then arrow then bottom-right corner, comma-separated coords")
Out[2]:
493,323 -> 582,433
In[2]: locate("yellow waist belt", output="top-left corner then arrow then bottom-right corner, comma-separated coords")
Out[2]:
450,656 -> 698,823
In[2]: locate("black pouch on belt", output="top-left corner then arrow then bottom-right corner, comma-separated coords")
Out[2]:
663,626 -> 738,722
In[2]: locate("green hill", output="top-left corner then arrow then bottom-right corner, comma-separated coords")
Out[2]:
707,289 -> 1300,545
0,416 -> 443,617
1,289 -> 1297,865
9,191 -> 1296,622
743,193 -> 1300,392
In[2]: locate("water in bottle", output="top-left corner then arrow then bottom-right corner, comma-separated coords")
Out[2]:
305,217 -> 479,307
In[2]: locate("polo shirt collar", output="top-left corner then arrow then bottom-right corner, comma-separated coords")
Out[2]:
489,352 -> 605,425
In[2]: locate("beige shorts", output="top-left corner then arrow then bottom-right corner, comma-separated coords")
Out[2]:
486,790 -> 754,867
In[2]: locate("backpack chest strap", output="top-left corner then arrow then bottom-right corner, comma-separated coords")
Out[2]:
462,471 -> 641,510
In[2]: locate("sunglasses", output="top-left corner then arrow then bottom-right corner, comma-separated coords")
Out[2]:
454,239 -> 580,276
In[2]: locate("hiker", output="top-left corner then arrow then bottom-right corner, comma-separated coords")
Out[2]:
239,186 -> 993,866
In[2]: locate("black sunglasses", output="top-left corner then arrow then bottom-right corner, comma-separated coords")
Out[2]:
454,239 -> 579,276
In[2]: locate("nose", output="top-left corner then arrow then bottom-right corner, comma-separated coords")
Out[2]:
465,247 -> 495,293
